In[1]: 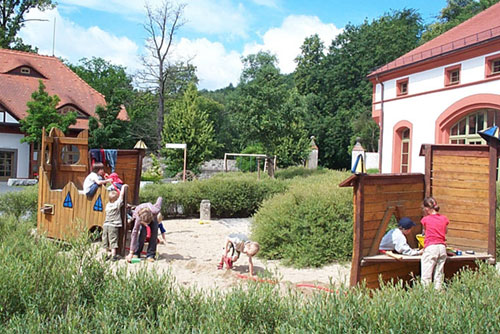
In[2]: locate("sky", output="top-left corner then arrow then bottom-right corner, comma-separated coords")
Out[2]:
19,0 -> 447,91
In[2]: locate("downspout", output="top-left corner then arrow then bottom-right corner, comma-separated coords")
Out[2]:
375,75 -> 384,173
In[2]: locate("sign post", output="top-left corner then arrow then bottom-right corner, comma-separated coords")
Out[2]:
165,143 -> 187,182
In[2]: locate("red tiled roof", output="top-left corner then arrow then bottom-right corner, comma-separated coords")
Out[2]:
368,2 -> 500,78
0,49 -> 128,129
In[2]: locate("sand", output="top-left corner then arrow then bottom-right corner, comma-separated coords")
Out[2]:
112,218 -> 351,292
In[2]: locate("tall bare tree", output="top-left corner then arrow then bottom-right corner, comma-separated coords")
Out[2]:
138,0 -> 186,151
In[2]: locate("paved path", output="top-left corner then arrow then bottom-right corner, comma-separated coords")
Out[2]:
0,182 -> 27,194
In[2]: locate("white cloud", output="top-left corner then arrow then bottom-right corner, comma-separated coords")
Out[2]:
251,0 -> 280,9
171,38 -> 242,90
243,15 -> 341,73
19,8 -> 140,71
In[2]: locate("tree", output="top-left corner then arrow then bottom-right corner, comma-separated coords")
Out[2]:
421,0 -> 500,43
20,80 -> 76,144
88,99 -> 132,149
0,0 -> 55,51
138,0 -> 187,151
68,57 -> 134,105
230,51 -> 310,170
162,83 -> 218,173
126,90 -> 160,152
294,34 -> 325,96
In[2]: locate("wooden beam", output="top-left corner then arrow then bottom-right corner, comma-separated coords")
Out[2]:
488,143 -> 497,260
368,206 -> 395,256
350,174 -> 364,287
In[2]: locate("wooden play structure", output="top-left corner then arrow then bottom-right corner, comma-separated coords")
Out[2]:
340,144 -> 497,289
37,128 -> 144,255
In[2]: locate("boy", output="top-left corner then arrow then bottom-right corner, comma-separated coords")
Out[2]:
102,184 -> 128,261
83,162 -> 112,197
379,217 -> 422,256
218,233 -> 260,276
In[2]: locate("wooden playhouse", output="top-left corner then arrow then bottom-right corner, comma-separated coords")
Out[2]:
37,128 -> 145,255
340,144 -> 497,289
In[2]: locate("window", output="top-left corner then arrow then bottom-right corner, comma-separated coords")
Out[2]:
400,128 -> 410,173
61,145 -> 80,164
449,109 -> 500,144
396,78 -> 409,96
20,67 -> 31,74
485,54 -> 500,77
60,105 -> 88,119
0,150 -> 17,181
445,64 -> 461,86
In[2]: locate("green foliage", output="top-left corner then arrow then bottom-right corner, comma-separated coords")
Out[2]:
126,90 -> 160,152
274,166 -> 327,180
230,51 -> 310,167
0,0 -> 55,50
20,80 -> 77,144
88,99 -> 132,149
0,186 -> 38,221
162,83 -> 219,173
140,173 -> 287,218
141,154 -> 164,182
2,214 -> 500,332
421,0 -> 500,43
252,170 -> 353,267
236,144 -> 265,172
68,57 -> 134,104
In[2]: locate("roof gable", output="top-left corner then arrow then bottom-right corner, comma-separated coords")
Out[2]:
0,49 -> 107,130
368,2 -> 500,78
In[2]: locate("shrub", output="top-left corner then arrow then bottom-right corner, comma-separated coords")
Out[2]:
236,144 -> 264,172
0,185 -> 38,221
275,166 -> 327,180
140,172 -> 288,218
252,170 -> 353,267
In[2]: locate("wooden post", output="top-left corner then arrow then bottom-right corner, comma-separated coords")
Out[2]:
183,146 -> 187,182
488,143 -> 497,260
118,188 -> 128,257
424,144 -> 432,197
257,158 -> 261,180
350,175 -> 364,287
224,153 -> 227,172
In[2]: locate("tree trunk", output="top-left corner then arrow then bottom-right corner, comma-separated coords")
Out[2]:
266,157 -> 275,178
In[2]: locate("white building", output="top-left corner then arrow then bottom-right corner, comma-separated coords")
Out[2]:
369,3 -> 500,173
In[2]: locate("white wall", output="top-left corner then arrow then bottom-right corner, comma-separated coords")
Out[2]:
375,51 -> 500,173
0,133 -> 30,178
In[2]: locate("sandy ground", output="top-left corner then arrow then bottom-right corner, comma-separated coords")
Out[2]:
109,218 -> 351,292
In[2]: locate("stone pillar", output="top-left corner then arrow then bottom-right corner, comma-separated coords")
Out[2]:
200,199 -> 211,222
306,136 -> 318,169
351,137 -> 365,172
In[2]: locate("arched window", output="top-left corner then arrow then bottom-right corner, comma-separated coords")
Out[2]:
400,128 -> 410,173
449,109 -> 499,144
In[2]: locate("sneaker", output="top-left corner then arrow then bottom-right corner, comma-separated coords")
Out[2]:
146,257 -> 155,263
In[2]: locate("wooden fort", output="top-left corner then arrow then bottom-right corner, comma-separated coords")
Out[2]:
340,144 -> 497,289
37,128 -> 144,254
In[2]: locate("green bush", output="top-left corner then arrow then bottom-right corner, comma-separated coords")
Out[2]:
0,185 -> 38,221
275,166 -> 327,180
236,144 -> 265,172
252,170 -> 353,267
1,213 -> 500,332
140,172 -> 288,218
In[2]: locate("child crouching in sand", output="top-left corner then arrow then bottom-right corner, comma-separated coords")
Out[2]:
217,233 -> 260,276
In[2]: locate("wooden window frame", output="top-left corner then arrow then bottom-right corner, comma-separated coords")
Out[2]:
20,67 -> 31,74
444,64 -> 461,86
0,149 -> 18,180
396,78 -> 409,96
485,54 -> 500,78
449,109 -> 493,145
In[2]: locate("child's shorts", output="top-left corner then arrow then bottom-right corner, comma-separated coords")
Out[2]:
102,225 -> 120,249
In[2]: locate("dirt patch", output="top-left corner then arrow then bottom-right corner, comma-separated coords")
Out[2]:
112,218 -> 351,291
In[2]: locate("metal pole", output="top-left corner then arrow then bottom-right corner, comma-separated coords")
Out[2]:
52,17 -> 56,56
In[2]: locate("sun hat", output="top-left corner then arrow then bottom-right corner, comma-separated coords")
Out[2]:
398,217 -> 416,230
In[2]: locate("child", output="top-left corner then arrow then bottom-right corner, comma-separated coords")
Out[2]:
106,172 -> 124,193
379,217 -> 422,256
217,233 -> 260,276
126,197 -> 163,263
83,162 -> 112,197
157,213 -> 167,244
102,184 -> 128,261
421,196 -> 449,290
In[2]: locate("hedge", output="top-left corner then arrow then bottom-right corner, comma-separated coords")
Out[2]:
0,185 -> 38,222
252,170 -> 353,267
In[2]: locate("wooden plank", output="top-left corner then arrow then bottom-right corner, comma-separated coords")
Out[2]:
446,236 -> 488,250
488,144 -> 497,260
432,187 -> 488,200
363,208 -> 422,221
350,176 -> 364,287
445,212 -> 489,224
432,154 -> 489,166
368,207 -> 395,255
431,171 -> 490,182
447,229 -> 488,241
448,221 -> 488,233
364,182 -> 423,194
437,197 -> 489,209
364,201 -> 422,213
431,179 -> 488,191
358,174 -> 424,186
364,191 -> 423,203
432,148 -> 488,158
432,163 -> 489,174
58,137 -> 89,145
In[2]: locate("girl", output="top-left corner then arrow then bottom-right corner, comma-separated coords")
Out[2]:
420,197 -> 449,290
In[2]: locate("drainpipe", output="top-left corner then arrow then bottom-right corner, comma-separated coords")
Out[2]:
375,75 -> 384,173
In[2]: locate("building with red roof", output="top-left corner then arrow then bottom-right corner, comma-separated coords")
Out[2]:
369,2 -> 500,173
0,49 -> 128,179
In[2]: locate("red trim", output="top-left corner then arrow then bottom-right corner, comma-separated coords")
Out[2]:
396,78 -> 409,96
392,121 -> 413,173
485,53 -> 500,78
372,74 -> 500,106
435,93 -> 500,143
369,39 -> 500,82
444,64 -> 461,86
